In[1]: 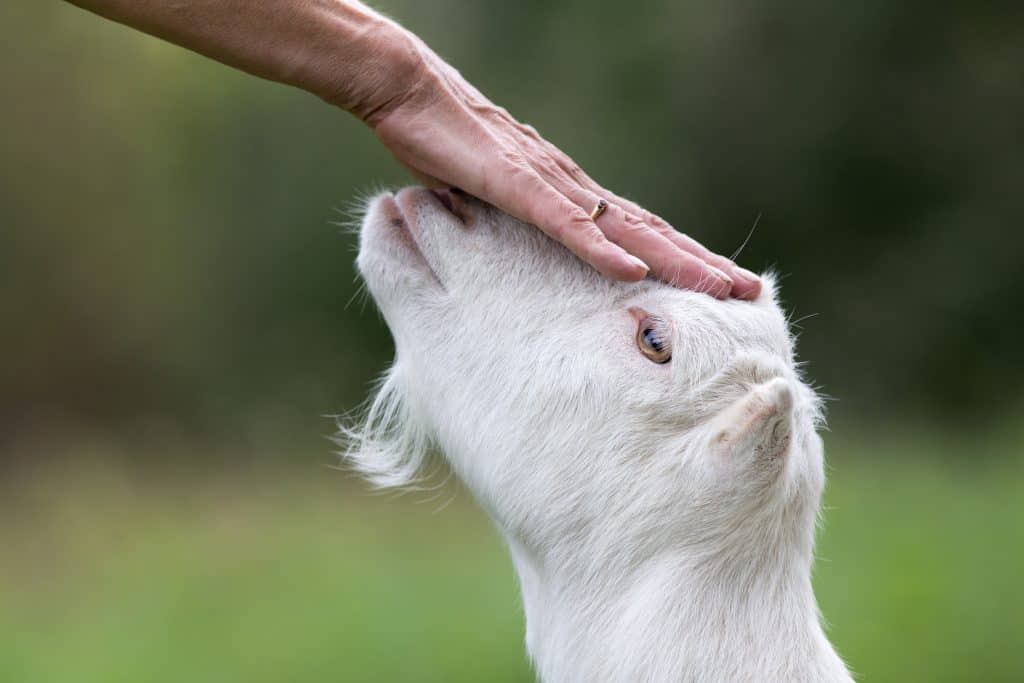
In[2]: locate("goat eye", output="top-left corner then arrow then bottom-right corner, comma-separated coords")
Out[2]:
637,316 -> 671,364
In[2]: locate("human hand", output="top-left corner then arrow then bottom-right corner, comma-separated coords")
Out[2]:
361,27 -> 762,300
62,0 -> 758,298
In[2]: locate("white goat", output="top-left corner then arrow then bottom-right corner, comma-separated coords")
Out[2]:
344,186 -> 854,683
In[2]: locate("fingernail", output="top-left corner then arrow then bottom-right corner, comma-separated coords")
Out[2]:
624,254 -> 649,275
734,266 -> 761,284
709,265 -> 733,286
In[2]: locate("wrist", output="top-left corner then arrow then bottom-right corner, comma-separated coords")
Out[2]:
301,7 -> 426,124
354,20 -> 427,125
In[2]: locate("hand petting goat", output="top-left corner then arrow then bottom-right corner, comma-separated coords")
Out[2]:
66,0 -> 761,299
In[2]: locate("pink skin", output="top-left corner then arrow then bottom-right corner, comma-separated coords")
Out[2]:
369,31 -> 762,300
66,0 -> 761,299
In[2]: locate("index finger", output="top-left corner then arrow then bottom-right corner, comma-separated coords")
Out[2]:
487,164 -> 649,281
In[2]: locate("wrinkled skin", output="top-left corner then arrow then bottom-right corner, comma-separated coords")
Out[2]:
67,0 -> 761,297
366,27 -> 762,297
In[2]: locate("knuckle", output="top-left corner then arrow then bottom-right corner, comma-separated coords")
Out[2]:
603,216 -> 645,243
539,154 -> 563,178
645,210 -> 667,225
566,207 -> 594,228
518,122 -> 542,140
600,221 -> 625,241
564,160 -> 587,183
623,212 -> 647,228
539,197 -> 585,240
647,214 -> 675,233
602,216 -> 651,245
499,146 -> 531,171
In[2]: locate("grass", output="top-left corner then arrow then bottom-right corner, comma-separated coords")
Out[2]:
1,431 -> 1021,682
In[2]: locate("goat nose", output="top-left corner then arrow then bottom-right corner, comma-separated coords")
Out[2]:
429,188 -> 471,225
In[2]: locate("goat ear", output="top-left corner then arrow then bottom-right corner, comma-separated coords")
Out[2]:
708,377 -> 794,465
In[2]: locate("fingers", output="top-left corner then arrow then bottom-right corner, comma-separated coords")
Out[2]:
496,169 -> 649,281
558,186 -> 733,298
541,145 -> 762,300
655,228 -> 763,300
367,44 -> 755,299
384,94 -> 757,297
598,190 -> 762,300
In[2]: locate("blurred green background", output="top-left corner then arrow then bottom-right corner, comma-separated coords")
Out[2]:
2,2 -> 1022,681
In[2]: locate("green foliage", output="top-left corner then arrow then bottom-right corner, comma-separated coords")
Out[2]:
2,5 -> 1020,679
2,2 -> 1022,445
2,432 -> 1022,682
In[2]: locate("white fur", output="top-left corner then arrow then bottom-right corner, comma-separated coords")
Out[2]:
342,187 -> 853,683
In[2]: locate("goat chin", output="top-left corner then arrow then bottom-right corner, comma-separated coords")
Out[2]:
343,186 -> 854,683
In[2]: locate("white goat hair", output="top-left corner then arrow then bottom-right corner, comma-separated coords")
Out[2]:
343,187 -> 854,683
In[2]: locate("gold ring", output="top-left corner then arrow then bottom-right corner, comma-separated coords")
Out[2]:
589,199 -> 608,221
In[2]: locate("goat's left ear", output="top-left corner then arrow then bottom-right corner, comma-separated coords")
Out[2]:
708,377 -> 794,466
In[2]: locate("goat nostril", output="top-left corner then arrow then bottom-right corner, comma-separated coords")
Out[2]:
430,188 -> 467,223
433,189 -> 455,213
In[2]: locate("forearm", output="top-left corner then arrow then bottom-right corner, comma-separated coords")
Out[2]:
66,0 -> 761,296
66,0 -> 423,119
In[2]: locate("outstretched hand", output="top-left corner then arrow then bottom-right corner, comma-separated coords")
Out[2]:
64,0 -> 761,299
365,30 -> 762,300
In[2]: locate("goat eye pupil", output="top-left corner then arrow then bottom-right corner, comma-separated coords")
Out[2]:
644,327 -> 662,351
632,311 -> 671,364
